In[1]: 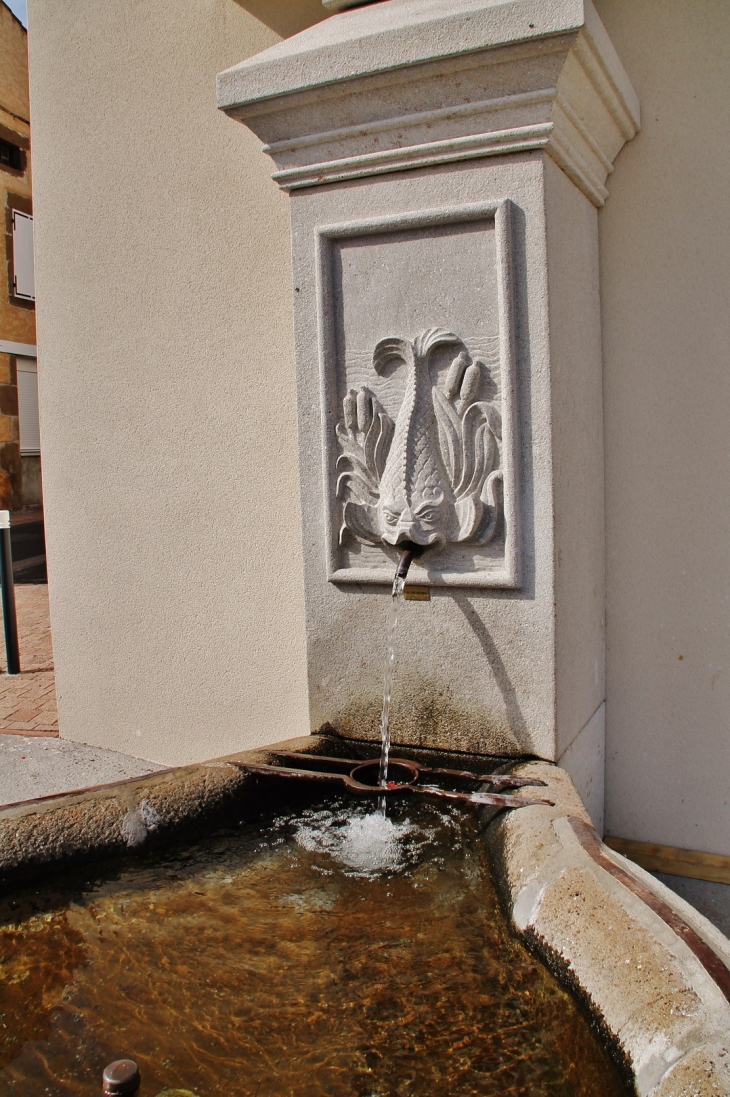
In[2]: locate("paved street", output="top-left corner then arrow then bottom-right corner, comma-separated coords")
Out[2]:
0,583 -> 57,735
0,735 -> 165,805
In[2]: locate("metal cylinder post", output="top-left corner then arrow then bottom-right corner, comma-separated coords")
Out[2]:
102,1060 -> 141,1095
0,511 -> 20,675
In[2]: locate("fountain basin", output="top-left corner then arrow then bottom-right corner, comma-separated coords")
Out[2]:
1,736 -> 729,1095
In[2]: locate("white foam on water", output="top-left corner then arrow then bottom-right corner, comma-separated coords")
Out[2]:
339,812 -> 416,873
292,806 -> 430,876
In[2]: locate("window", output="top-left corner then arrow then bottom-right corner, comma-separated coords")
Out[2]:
16,358 -> 40,455
11,210 -> 34,301
0,139 -> 21,171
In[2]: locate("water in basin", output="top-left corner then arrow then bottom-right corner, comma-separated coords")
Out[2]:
0,795 -> 629,1096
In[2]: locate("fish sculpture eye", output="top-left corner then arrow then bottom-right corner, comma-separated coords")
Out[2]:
336,329 -> 503,558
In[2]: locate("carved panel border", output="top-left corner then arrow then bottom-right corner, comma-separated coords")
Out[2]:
315,200 -> 520,588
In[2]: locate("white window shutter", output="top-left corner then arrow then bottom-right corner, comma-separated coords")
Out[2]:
16,358 -> 40,455
12,211 -> 34,301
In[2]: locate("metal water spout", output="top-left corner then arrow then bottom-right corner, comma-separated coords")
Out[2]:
395,542 -> 422,583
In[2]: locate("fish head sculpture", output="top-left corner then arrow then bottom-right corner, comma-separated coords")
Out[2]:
379,490 -> 452,550
336,328 -> 504,557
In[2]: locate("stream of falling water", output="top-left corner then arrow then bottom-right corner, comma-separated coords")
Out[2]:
377,571 -> 406,811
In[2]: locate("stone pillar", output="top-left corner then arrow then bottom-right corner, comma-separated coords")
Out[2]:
218,0 -> 639,828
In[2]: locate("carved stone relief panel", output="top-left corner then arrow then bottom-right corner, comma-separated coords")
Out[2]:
317,201 -> 519,588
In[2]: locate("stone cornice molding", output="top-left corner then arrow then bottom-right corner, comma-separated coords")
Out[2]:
218,0 -> 639,207
220,0 -> 616,107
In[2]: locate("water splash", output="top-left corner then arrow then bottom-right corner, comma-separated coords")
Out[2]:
292,803 -> 430,876
377,571 -> 405,808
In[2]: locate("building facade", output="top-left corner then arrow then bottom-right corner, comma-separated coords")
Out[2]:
0,0 -> 39,512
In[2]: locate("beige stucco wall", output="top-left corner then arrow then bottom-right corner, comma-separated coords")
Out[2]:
27,0 -> 315,764
594,0 -> 730,855
27,0 -> 730,854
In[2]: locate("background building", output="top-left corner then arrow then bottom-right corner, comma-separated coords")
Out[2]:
0,0 -> 39,512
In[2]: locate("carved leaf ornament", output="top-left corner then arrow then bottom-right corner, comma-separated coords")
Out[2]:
336,328 -> 503,554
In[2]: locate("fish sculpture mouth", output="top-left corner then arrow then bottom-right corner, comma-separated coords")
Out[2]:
379,494 -> 450,551
336,328 -> 503,558
383,529 -> 447,551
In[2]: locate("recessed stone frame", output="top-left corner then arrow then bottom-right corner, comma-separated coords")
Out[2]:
315,199 -> 520,589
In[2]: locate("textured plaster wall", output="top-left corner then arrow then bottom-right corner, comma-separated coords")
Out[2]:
594,0 -> 730,854
27,0 -> 310,764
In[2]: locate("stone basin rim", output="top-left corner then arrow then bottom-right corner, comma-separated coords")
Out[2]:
1,734 -> 730,1096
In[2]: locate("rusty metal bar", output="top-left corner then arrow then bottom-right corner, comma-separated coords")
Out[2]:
265,751 -> 547,789
230,758 -> 553,809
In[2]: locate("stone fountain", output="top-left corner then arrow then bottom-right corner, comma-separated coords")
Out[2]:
216,0 -> 642,833
1,5 -> 729,1095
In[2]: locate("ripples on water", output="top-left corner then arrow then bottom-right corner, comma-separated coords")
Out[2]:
0,797 -> 630,1096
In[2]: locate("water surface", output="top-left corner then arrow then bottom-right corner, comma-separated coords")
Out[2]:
0,797 -> 629,1096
